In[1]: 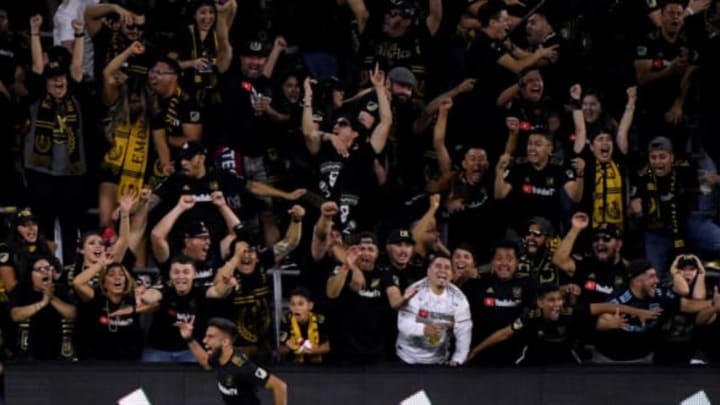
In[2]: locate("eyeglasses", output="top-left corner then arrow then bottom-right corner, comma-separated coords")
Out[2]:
335,119 -> 350,128
593,234 -> 613,242
33,265 -> 53,273
526,230 -> 546,238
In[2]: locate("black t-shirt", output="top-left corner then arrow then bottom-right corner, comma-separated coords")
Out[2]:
446,173 -> 499,251
173,24 -> 219,93
9,283 -> 73,360
517,248 -> 561,286
359,16 -> 433,100
631,164 -> 699,233
462,273 -> 536,363
154,167 -> 248,246
316,140 -> 377,234
573,257 -> 628,305
503,158 -> 576,230
377,259 -> 426,292
218,65 -> 273,157
511,303 -> 595,365
465,31 -> 515,105
331,265 -> 397,358
211,349 -> 270,405
635,30 -> 699,112
595,287 -> 680,361
80,290 -> 143,360
147,284 -> 211,351
150,87 -> 202,142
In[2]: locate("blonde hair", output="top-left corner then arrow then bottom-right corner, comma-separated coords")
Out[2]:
99,262 -> 136,297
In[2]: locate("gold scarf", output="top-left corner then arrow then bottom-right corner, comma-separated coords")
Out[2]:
645,168 -> 685,249
102,118 -> 150,200
289,313 -> 322,364
30,94 -> 83,174
592,160 -> 624,230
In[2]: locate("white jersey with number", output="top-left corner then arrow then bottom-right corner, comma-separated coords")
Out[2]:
396,278 -> 472,365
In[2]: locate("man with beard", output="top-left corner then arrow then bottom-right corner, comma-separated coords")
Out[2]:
178,317 -> 287,405
518,217 -> 561,286
432,98 -> 499,251
593,260 -> 713,363
634,0 -> 701,149
396,255 -> 472,365
151,141 -> 306,254
553,213 -> 628,305
85,2 -> 155,80
571,84 -> 636,232
380,228 -> 426,296
494,130 -> 584,234
147,57 -> 202,174
461,240 -> 536,365
629,137 -> 720,279
348,0 -> 442,101
215,206 -> 305,361
467,284 -> 661,365
326,232 -> 401,363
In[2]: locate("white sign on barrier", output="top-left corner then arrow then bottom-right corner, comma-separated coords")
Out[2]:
400,390 -> 433,405
118,388 -> 152,405
680,390 -> 711,405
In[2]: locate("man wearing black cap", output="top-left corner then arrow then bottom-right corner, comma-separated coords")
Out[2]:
517,217 -> 560,286
348,0 -> 442,100
494,130 -> 584,234
629,136 -> 720,279
302,67 -> 392,235
554,213 -> 628,305
380,229 -> 426,297
24,14 -> 87,264
178,317 -> 287,405
326,232 -> 400,363
151,141 -> 306,258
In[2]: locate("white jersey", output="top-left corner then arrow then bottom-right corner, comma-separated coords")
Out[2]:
396,278 -> 472,365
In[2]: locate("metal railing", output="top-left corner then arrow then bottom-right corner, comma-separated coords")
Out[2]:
267,268 -> 300,354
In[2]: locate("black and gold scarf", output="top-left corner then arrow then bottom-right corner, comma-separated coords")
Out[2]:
290,313 -> 322,364
30,94 -> 83,174
592,160 -> 624,230
645,168 -> 684,250
102,118 -> 150,199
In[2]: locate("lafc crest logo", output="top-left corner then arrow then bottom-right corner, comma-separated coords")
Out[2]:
255,367 -> 268,380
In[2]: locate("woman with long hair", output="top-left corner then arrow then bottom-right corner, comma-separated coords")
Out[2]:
72,258 -> 145,360
98,41 -> 161,231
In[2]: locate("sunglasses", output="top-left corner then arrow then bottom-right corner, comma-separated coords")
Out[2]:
593,234 -> 613,242
149,69 -> 177,76
526,230 -> 546,237
335,119 -> 351,128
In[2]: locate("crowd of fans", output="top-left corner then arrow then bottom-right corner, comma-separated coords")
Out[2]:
0,0 -> 719,374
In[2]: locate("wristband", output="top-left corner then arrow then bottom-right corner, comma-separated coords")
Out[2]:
569,98 -> 582,110
184,335 -> 194,344
292,217 -> 302,223
74,32 -> 85,38
31,32 -> 40,36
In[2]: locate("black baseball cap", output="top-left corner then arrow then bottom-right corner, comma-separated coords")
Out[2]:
387,0 -> 415,18
14,208 -> 38,226
594,223 -> 621,239
239,39 -> 269,57
387,228 -> 415,245
177,141 -> 206,160
349,231 -> 378,246
184,220 -> 210,238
